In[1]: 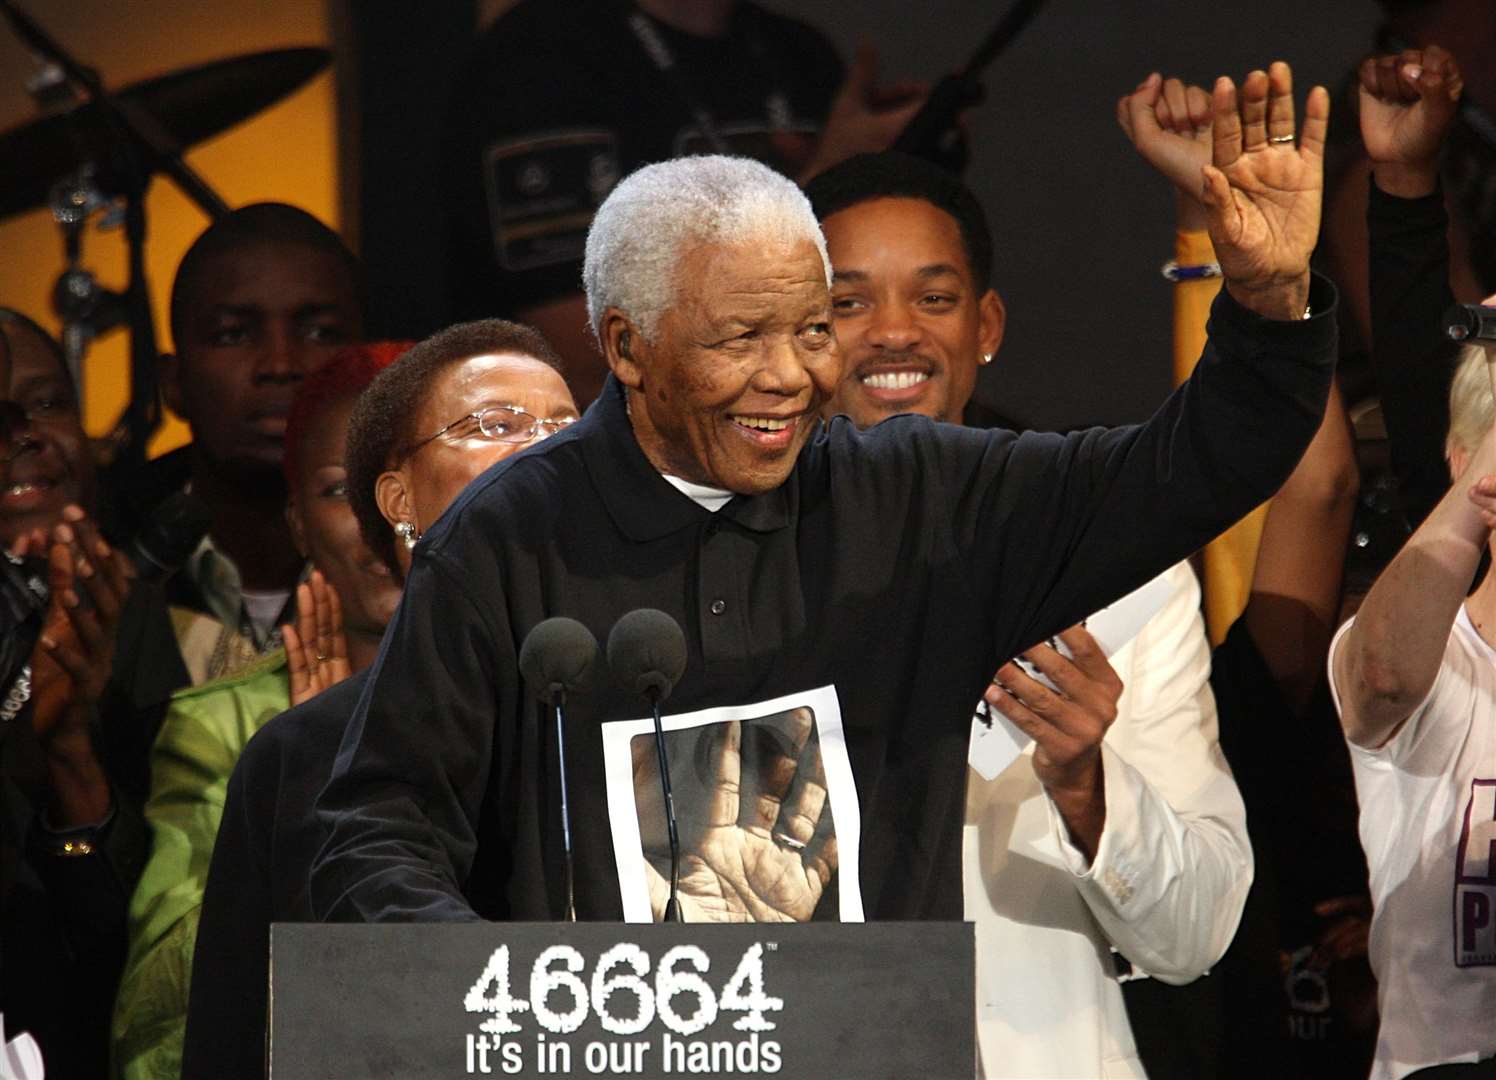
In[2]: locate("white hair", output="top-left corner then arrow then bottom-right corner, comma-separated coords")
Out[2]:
582,155 -> 831,342
1448,342 -> 1496,456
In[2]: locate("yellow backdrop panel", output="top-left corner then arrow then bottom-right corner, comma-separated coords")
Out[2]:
0,2 -> 338,457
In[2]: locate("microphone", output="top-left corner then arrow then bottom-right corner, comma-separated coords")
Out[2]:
606,608 -> 688,922
1444,303 -> 1496,344
518,617 -> 600,922
128,491 -> 211,583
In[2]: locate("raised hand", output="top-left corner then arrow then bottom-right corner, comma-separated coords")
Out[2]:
1119,73 -> 1214,198
1359,46 -> 1463,197
634,708 -> 836,923
986,624 -> 1123,860
796,42 -> 927,182
282,570 -> 352,706
1198,62 -> 1329,319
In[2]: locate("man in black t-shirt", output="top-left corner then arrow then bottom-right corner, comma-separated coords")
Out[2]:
443,0 -> 924,405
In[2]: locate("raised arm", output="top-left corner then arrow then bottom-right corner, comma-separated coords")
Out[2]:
1245,376 -> 1359,715
1362,46 -> 1465,528
1199,63 -> 1327,320
958,63 -> 1336,661
1122,63 -> 1326,319
1332,402 -> 1494,748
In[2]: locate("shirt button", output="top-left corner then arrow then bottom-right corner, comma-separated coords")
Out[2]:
709,599 -> 726,616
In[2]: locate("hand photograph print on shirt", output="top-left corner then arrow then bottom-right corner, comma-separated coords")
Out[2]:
630,706 -> 836,922
601,685 -> 863,923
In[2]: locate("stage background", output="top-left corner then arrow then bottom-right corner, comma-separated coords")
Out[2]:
0,0 -> 1380,444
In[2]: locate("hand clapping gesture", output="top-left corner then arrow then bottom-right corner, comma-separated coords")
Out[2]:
282,570 -> 352,706
986,625 -> 1124,860
23,505 -> 136,825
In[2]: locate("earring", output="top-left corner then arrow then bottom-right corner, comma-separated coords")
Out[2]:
395,521 -> 419,550
980,353 -> 993,366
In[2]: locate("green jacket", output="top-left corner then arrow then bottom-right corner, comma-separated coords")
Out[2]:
111,649 -> 289,1080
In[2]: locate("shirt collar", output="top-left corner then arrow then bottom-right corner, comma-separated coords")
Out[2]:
580,375 -> 796,540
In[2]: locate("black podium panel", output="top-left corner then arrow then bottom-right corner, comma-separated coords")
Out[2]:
269,921 -> 973,1079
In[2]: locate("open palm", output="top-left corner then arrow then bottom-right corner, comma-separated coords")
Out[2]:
1201,63 -> 1329,303
635,709 -> 836,923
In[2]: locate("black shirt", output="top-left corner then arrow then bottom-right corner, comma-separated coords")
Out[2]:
442,0 -> 843,319
310,279 -> 1338,926
1367,181 -> 1460,531
183,672 -> 371,1080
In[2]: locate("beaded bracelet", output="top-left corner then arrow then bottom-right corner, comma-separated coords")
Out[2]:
1160,259 -> 1222,282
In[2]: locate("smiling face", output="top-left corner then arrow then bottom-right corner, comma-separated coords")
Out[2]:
611,236 -> 839,494
379,352 -> 578,576
0,317 -> 95,544
164,243 -> 361,480
287,394 -> 401,635
821,197 -> 1004,428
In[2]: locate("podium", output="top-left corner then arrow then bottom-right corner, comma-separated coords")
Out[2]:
269,922 -> 974,1079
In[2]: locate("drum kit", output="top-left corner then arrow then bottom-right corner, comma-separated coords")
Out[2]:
0,0 -> 329,467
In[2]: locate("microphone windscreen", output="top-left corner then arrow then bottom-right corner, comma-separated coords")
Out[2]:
519,617 -> 600,699
129,491 -> 211,582
606,608 -> 687,701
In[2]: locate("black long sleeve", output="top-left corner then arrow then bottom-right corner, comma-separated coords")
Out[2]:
311,277 -> 1336,926
1368,179 -> 1459,529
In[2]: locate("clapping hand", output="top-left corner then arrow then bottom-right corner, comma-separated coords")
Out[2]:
24,506 -> 135,825
634,708 -> 836,923
32,507 -> 135,743
282,570 -> 352,706
987,625 -> 1123,860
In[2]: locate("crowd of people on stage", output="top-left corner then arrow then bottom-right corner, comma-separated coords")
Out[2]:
2,1 -> 1495,1077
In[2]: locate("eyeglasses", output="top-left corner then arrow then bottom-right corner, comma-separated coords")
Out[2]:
401,404 -> 577,460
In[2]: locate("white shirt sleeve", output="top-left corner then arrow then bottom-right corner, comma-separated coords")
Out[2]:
1041,562 -> 1254,984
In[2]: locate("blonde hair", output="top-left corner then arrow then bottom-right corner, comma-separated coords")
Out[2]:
1447,342 -> 1496,457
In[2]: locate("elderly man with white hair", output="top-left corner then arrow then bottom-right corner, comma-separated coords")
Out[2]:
311,67 -> 1337,927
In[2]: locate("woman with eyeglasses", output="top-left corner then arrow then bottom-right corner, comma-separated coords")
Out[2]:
348,318 -> 579,580
174,320 -> 576,1080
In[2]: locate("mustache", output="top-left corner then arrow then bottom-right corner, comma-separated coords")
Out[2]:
851,351 -> 937,375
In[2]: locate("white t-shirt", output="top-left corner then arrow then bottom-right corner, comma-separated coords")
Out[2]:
1329,607 -> 1496,1079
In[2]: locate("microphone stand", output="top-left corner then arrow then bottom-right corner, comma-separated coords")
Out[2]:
647,688 -> 684,922
549,689 -> 577,922
0,0 -> 231,467
890,0 -> 1049,172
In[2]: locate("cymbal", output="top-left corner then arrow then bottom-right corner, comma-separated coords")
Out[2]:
0,46 -> 330,221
